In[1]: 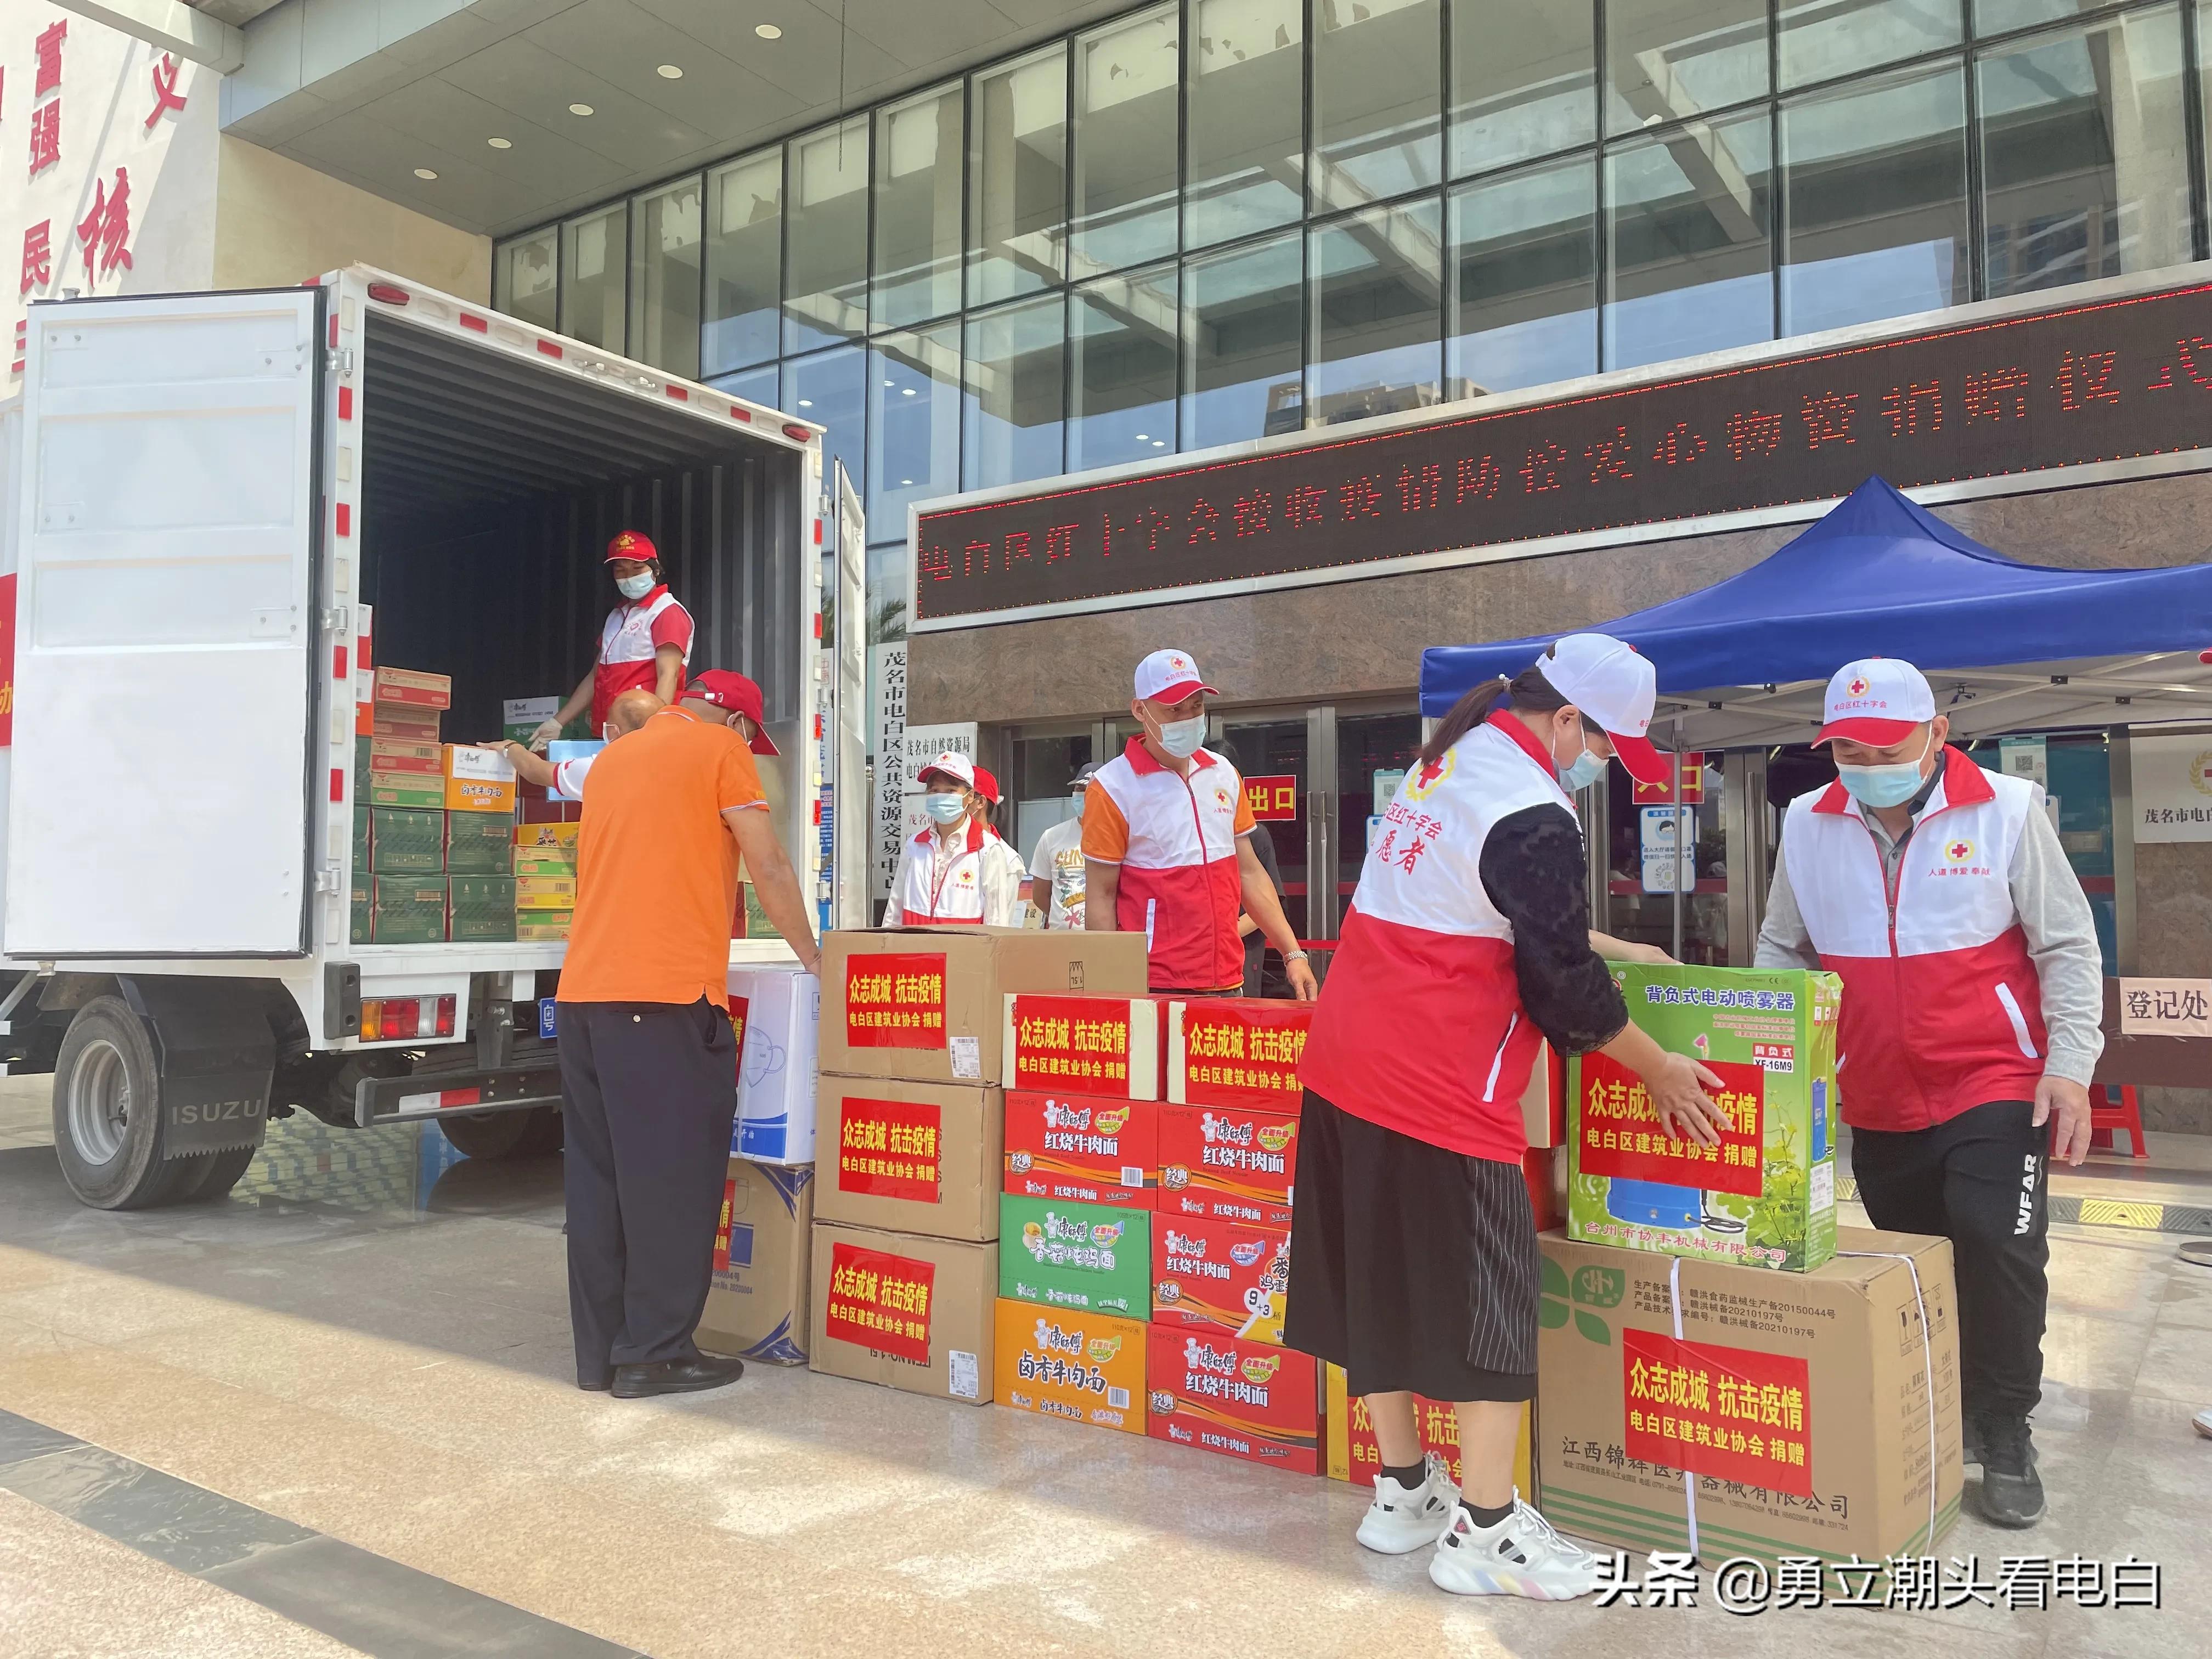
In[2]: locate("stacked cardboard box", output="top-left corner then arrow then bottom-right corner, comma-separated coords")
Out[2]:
990,994 -> 1325,1470
353,665 -> 454,943
1535,963 -> 1962,1562
512,823 -> 578,940
806,928 -> 1147,1409
697,1159 -> 816,1365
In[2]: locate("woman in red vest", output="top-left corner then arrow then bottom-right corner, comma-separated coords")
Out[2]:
1288,634 -> 1726,1601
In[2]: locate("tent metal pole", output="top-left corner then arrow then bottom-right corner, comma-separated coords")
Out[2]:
1671,724 -> 1685,962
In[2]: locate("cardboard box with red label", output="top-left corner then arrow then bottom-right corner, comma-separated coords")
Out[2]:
1166,998 -> 1312,1111
1000,992 -> 1167,1099
1325,1365 -> 1531,1493
1567,963 -> 1840,1272
1147,1328 -> 1321,1474
993,1299 -> 1148,1436
697,1160 -> 813,1365
814,1077 -> 1003,1242
1536,1228 -> 1961,1563
1156,1102 -> 1297,1228
1003,1091 -> 1156,1208
729,967 -> 822,1166
821,929 -> 1148,1087
809,1222 -> 996,1404
1152,1212 -> 1291,1345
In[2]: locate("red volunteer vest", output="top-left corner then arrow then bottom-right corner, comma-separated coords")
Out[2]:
1093,739 -> 1247,992
592,586 -> 692,730
1783,746 -> 2046,1132
892,818 -> 990,925
1300,715 -> 1571,1164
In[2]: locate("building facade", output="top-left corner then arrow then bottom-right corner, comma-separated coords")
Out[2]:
479,0 -> 2212,1126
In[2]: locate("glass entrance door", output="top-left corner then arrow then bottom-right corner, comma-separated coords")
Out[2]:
1217,714 -> 1311,969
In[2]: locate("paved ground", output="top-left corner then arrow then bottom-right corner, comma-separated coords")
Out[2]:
0,1077 -> 2205,1658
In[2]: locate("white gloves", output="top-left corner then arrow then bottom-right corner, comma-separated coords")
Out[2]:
529,718 -> 563,753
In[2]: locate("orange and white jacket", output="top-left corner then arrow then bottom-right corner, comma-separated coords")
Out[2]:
1082,738 -> 1255,991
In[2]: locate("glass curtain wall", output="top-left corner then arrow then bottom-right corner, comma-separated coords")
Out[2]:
498,0 -> 2211,630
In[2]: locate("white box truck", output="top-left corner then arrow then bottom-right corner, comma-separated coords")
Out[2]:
0,269 -> 870,1209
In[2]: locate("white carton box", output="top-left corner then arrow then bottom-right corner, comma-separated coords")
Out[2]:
730,966 -> 821,1165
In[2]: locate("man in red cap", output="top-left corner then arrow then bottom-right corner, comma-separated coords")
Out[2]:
556,667 -> 815,1402
533,531 -> 695,748
1756,656 -> 2102,1530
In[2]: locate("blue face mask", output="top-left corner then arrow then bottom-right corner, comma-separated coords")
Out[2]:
1559,748 -> 1607,792
923,792 -> 967,825
616,571 -> 656,601
1836,734 -> 1933,808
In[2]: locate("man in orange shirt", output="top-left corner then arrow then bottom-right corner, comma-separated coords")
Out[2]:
557,670 -> 820,1400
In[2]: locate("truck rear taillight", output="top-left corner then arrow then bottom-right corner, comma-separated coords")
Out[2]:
782,424 -> 812,443
366,283 -> 410,306
360,995 -> 454,1042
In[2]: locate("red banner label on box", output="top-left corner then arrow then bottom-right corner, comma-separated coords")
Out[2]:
824,1240 -> 936,1364
836,1096 -> 943,1204
1011,994 -> 1133,1092
845,952 -> 947,1048
713,1177 -> 736,1272
1178,1002 -> 1311,1109
1621,1327 -> 1813,1498
1576,1049 -> 1765,1197
1243,774 -> 1298,821
1339,1392 -> 1467,1488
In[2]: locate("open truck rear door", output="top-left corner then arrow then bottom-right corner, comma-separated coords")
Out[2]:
7,290 -> 323,957
831,461 -> 868,929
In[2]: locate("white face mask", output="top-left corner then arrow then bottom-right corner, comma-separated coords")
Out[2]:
923,792 -> 967,825
1155,714 -> 1207,759
615,572 -> 655,601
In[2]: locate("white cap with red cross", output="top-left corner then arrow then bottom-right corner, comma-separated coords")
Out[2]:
1813,658 -> 1934,746
1133,648 -> 1219,706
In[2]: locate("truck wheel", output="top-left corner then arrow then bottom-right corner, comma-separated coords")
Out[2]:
51,996 -> 200,1210
438,1110 -> 537,1161
174,1145 -> 258,1203
518,1105 -> 564,1156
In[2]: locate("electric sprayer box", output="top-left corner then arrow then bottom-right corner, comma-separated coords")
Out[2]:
1566,964 -> 1841,1273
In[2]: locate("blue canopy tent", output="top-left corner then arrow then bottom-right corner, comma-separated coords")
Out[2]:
1420,477 -> 2212,749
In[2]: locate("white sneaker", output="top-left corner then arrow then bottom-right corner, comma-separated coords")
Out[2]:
1428,1493 -> 1605,1600
2194,1407 -> 2211,1439
1356,1453 -> 1460,1554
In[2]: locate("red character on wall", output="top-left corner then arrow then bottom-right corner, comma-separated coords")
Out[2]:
19,221 -> 51,297
145,52 -> 187,129
76,168 -> 133,282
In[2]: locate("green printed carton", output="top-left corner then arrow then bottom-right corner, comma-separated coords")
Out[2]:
1567,964 -> 1841,1273
998,1193 -> 1151,1317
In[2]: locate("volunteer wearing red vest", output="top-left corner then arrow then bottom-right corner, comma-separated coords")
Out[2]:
1756,658 -> 2102,1530
884,753 -> 1020,926
1081,649 -> 1317,1000
1287,634 -> 1726,1601
532,531 -> 695,749
969,764 -> 1032,917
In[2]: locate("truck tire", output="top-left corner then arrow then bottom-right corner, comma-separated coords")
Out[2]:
438,1110 -> 538,1161
51,996 -> 203,1210
518,1105 -> 564,1156
174,1145 -> 258,1203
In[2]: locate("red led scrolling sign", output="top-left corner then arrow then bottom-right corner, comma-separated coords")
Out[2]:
913,280 -> 2212,625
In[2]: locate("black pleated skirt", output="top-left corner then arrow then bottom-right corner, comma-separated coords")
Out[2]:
1283,1087 -> 1539,1403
